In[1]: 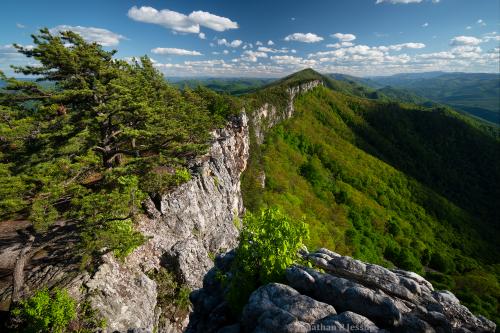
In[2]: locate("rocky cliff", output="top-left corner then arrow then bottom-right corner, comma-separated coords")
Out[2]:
188,249 -> 496,333
252,80 -> 323,144
82,80 -> 324,333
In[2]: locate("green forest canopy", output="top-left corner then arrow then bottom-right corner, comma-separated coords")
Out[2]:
242,81 -> 500,324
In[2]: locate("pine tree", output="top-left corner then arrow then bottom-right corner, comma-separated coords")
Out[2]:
0,28 -> 233,275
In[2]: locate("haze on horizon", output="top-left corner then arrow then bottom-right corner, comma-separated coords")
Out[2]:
1,0 -> 499,78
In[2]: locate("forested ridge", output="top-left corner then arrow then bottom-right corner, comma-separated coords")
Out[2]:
242,70 -> 500,324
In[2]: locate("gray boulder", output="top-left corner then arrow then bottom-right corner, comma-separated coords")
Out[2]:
241,283 -> 337,333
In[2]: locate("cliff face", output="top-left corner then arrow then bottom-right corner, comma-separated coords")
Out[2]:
252,80 -> 323,144
85,113 -> 249,332
82,80 -> 324,332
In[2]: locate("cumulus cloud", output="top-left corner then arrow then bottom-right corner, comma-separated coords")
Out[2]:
198,32 -> 206,39
49,25 -> 126,46
257,46 -> 290,53
477,19 -> 486,26
331,33 -> 356,42
217,38 -> 243,48
377,42 -> 426,51
127,6 -> 238,34
284,33 -> 323,43
422,22 -> 429,28
267,40 -> 275,45
151,47 -> 202,56
128,6 -> 198,33
241,50 -> 268,62
450,36 -> 483,46
255,41 -> 263,46
270,55 -> 317,67
189,11 -> 238,31
326,42 -> 354,48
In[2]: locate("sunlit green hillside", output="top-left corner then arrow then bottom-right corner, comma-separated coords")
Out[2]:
242,80 -> 500,324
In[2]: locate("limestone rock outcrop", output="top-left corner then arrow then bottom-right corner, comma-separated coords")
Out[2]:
188,249 -> 496,333
252,80 -> 323,144
84,113 -> 250,332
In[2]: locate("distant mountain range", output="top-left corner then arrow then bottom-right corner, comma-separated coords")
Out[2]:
334,72 -> 500,124
168,77 -> 275,95
169,72 -> 499,124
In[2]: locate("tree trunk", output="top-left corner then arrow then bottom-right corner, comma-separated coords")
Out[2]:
11,235 -> 35,304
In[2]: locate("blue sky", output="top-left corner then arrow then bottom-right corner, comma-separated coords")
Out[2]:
0,0 -> 499,77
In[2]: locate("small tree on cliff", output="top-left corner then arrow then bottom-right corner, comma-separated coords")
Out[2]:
224,207 -> 309,312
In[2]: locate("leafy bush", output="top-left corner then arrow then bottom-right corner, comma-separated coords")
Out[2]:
225,207 -> 309,312
12,288 -> 76,333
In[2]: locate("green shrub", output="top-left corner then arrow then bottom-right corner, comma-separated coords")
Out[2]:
12,288 -> 76,333
225,207 -> 309,312
146,267 -> 192,319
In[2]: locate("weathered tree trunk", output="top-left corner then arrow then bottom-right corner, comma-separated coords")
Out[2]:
11,235 -> 35,303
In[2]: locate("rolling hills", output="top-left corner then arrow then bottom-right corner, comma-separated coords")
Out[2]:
367,72 -> 500,124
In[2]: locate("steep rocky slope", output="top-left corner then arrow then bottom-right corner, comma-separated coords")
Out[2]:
188,249 -> 495,332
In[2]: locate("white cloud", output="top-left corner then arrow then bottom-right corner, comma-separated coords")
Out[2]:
267,40 -> 275,45
257,46 -> 290,53
256,41 -> 263,46
377,42 -> 426,51
477,19 -> 486,26
422,22 -> 429,28
417,51 -> 455,60
466,26 -> 472,30
331,33 -> 356,42
284,33 -> 323,43
128,6 -> 198,33
49,25 -> 126,46
241,50 -> 268,62
223,50 -> 229,55
16,23 -> 25,29
450,36 -> 483,46
217,38 -> 243,48
270,55 -> 317,67
326,42 -> 355,48
127,6 -> 238,34
198,32 -> 206,39
151,47 -> 202,56
189,11 -> 238,32
231,40 -> 243,47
